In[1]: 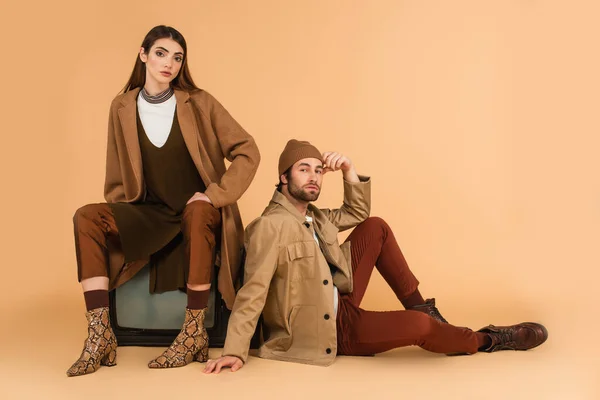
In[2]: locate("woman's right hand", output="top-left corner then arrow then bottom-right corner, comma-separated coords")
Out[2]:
186,192 -> 212,205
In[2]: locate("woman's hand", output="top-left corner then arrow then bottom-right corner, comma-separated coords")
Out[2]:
186,192 -> 212,205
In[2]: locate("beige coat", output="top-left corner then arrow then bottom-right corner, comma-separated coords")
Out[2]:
222,176 -> 371,366
103,88 -> 260,309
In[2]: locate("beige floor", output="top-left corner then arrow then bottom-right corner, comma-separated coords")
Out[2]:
3,0 -> 600,398
1,295 -> 596,400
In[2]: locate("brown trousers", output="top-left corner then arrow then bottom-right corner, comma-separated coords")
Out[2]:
336,217 -> 480,355
73,201 -> 221,286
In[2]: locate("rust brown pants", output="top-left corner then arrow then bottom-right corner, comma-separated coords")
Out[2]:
336,217 -> 480,355
73,201 -> 220,285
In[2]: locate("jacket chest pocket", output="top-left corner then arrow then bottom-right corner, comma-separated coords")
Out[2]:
279,241 -> 317,281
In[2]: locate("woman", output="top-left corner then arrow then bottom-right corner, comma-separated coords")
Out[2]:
67,25 -> 260,377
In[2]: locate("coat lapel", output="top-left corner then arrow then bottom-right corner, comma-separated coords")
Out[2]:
309,204 -> 352,287
310,209 -> 339,244
175,90 -> 212,185
116,88 -> 213,191
117,88 -> 143,189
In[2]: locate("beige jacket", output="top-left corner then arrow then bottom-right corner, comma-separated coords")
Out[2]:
103,88 -> 260,308
222,176 -> 371,366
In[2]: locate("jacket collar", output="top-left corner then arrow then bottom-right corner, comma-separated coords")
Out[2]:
269,189 -> 332,222
270,190 -> 312,225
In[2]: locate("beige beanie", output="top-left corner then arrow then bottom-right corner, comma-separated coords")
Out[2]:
278,139 -> 323,176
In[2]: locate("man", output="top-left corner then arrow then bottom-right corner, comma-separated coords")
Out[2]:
204,139 -> 547,373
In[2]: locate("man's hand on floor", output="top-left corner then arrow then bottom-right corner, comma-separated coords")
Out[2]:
203,356 -> 244,374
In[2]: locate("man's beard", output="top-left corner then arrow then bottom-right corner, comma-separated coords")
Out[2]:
288,179 -> 320,202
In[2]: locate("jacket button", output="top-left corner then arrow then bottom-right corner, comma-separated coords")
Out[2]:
324,314 -> 330,320
323,279 -> 329,285
326,348 -> 332,354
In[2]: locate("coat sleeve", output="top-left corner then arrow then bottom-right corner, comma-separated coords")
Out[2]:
320,175 -> 372,231
221,217 -> 279,363
103,100 -> 124,203
201,93 -> 261,208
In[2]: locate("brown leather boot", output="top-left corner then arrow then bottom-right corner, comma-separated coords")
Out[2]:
66,307 -> 117,377
408,298 -> 448,323
478,322 -> 548,352
147,308 -> 209,368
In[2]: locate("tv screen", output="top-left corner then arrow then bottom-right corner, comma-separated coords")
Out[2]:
114,266 -> 216,330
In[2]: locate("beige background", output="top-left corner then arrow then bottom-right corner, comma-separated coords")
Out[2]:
0,0 -> 598,399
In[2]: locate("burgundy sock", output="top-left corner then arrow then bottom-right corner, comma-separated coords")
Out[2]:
476,332 -> 492,350
187,288 -> 210,309
401,289 -> 426,309
84,290 -> 109,311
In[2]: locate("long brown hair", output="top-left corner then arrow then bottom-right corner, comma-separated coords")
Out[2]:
121,25 -> 199,93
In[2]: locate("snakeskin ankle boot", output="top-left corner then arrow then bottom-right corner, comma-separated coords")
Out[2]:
66,307 -> 117,377
148,308 -> 209,368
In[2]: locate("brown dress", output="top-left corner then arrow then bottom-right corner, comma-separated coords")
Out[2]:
109,107 -> 207,291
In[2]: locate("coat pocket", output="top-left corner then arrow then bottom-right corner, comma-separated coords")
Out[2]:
274,305 -> 318,361
284,241 -> 316,281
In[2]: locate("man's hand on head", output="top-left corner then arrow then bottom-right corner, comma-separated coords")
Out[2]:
322,151 -> 352,173
322,152 -> 359,182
